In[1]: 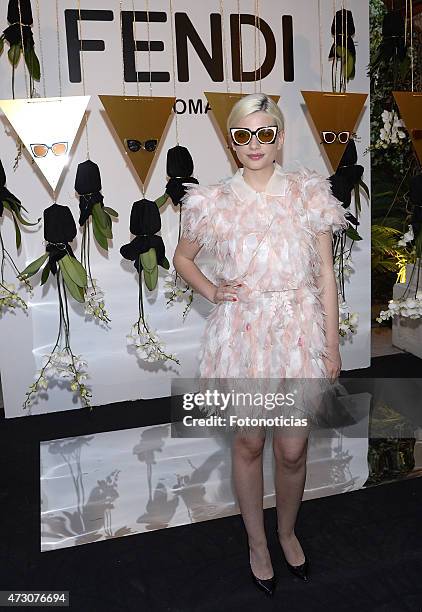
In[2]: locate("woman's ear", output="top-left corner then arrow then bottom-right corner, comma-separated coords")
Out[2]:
277,130 -> 285,149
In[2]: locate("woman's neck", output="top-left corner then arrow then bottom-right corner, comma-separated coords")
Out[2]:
242,163 -> 276,193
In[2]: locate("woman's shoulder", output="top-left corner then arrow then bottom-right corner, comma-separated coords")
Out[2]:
181,177 -> 235,211
284,167 -> 329,193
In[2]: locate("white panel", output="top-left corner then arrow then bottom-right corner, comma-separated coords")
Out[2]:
0,0 -> 371,417
40,393 -> 371,551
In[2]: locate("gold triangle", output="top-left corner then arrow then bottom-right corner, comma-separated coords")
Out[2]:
301,91 -> 367,172
0,96 -> 90,192
99,95 -> 175,187
204,92 -> 280,167
393,91 -> 422,165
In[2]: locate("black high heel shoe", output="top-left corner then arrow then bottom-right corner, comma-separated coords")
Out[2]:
250,568 -> 277,596
284,555 -> 309,582
277,532 -> 310,582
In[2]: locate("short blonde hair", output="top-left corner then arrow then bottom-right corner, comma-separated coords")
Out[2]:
227,93 -> 284,133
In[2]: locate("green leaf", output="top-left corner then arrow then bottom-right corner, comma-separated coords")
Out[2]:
0,200 -> 27,245
354,184 -> 361,216
41,261 -> 50,286
92,202 -> 108,229
12,212 -> 22,249
8,44 -> 21,67
0,37 -> 4,55
346,226 -> 362,241
59,260 -> 85,303
92,203 -> 112,239
335,46 -> 355,80
24,47 -> 41,81
6,200 -> 40,226
4,198 -> 20,214
104,211 -> 113,236
140,247 -> 157,273
143,267 -> 158,291
359,179 -> 370,199
103,206 -> 118,218
160,256 -> 170,270
155,193 -> 169,208
18,252 -> 48,280
92,215 -> 109,250
140,249 -> 158,290
60,254 -> 87,288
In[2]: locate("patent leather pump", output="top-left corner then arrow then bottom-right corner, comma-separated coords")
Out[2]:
277,531 -> 310,582
250,568 -> 277,596
284,555 -> 309,582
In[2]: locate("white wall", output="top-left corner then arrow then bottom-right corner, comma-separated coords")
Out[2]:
0,0 -> 370,418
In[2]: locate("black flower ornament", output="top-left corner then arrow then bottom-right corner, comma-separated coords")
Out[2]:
155,146 -> 199,208
0,0 -> 41,96
18,203 -> 92,411
19,203 -> 88,303
328,141 -> 368,242
75,160 -> 118,248
120,198 -> 169,288
0,158 -> 40,313
74,160 -> 115,324
371,10 -> 407,75
121,198 -> 178,365
329,8 -> 356,83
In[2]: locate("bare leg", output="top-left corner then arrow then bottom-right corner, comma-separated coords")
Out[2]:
231,428 -> 273,579
273,428 -> 309,566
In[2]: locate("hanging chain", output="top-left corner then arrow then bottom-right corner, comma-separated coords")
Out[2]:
76,0 -> 90,157
146,0 -> 152,96
237,0 -> 243,93
131,0 -> 140,96
55,0 -> 62,97
254,0 -> 257,93
405,0 -> 408,42
318,0 -> 323,91
35,0 -> 46,96
220,0 -> 230,93
119,0 -> 126,95
333,0 -> 337,92
257,0 -> 261,92
410,0 -> 414,92
17,0 -> 30,97
344,0 -> 347,93
169,0 -> 179,144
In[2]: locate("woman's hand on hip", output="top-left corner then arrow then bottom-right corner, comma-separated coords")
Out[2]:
212,281 -> 243,304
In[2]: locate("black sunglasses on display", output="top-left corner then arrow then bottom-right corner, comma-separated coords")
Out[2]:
230,125 -> 279,146
124,138 -> 158,153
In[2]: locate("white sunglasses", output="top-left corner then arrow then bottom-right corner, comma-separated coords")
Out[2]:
230,125 -> 279,146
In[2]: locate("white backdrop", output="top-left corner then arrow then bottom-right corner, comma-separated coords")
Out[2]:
0,0 -> 371,418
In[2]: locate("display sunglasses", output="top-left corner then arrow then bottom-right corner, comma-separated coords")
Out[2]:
321,131 -> 355,145
124,138 -> 158,153
30,142 -> 68,157
230,125 -> 279,146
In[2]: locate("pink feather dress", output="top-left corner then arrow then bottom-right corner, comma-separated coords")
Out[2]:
181,163 -> 349,431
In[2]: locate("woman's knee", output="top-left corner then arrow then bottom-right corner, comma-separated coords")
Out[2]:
273,439 -> 308,469
233,432 -> 265,460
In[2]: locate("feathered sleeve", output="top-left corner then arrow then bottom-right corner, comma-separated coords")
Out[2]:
300,169 -> 349,235
180,183 -> 219,252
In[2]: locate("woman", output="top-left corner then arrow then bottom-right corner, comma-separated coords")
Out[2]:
173,93 -> 348,596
